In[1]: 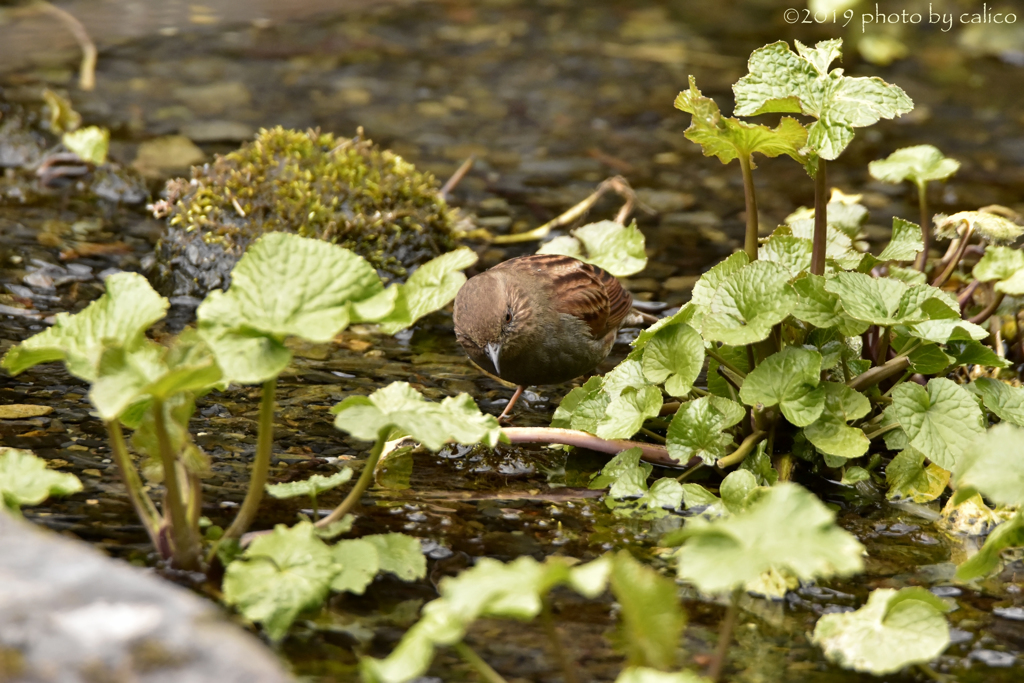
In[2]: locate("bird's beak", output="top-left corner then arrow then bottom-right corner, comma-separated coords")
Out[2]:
485,342 -> 501,376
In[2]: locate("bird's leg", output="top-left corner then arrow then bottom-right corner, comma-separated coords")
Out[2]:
498,385 -> 525,423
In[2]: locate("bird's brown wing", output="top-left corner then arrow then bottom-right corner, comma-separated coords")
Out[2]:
493,254 -> 632,338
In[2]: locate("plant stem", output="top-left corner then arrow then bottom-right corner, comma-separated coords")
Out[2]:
915,181 -> 930,272
223,379 -> 277,541
541,599 -> 579,683
660,401 -> 682,415
316,428 -> 389,528
931,226 -> 973,288
716,430 -> 767,469
810,158 -> 828,276
153,399 -> 200,570
105,420 -> 162,550
739,154 -> 760,262
916,662 -> 950,683
864,423 -> 901,440
773,453 -> 793,482
638,427 -> 666,444
958,279 -> 981,309
708,589 -> 742,682
969,290 -> 1005,325
874,326 -> 891,367
706,347 -> 747,379
676,462 -> 705,481
893,339 -> 923,360
453,642 -> 509,683
847,356 -> 910,392
490,176 -> 634,244
502,427 -> 693,469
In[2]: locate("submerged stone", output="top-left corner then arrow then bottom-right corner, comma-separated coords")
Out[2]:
149,126 -> 461,299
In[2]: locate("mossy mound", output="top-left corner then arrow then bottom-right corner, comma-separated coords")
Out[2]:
150,127 -> 461,299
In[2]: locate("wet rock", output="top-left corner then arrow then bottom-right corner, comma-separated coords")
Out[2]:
969,649 -> 1017,667
0,511 -> 293,683
133,135 -> 206,179
149,127 -> 460,298
181,120 -> 257,143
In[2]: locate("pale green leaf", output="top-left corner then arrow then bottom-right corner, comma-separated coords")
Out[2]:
933,211 -> 1024,244
631,304 -> 703,351
973,245 -> 1024,283
825,272 -> 914,326
740,442 -> 779,486
641,322 -> 705,397
198,232 -> 384,383
740,346 -> 823,427
890,378 -> 985,471
266,469 -> 353,499
364,533 -> 427,581
610,551 -> 684,670
1,272 -> 168,381
902,318 -> 987,345
690,251 -> 748,308
375,248 -> 478,334
733,39 -> 913,160
877,218 -> 924,262
330,539 -> 380,594
536,220 -> 647,277
666,396 -> 745,465
0,448 -> 82,513
720,469 -> 762,513
946,340 -> 1008,369
885,448 -> 950,503
972,377 -> 1024,426
89,330 -> 222,421
569,555 -> 613,598
615,667 -> 709,683
868,145 -> 960,186
332,382 -> 505,450
803,382 -> 871,460
812,587 -> 950,674
590,449 -> 650,491
551,376 -> 604,429
954,422 -> 1024,506
223,521 -> 338,641
674,482 -> 864,593
759,233 -> 812,277
62,126 -> 109,165
702,261 -> 797,345
675,75 -> 809,165
597,386 -> 662,440
956,510 -> 1024,581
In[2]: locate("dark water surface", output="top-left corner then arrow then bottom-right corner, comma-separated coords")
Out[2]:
2,0 -> 1023,680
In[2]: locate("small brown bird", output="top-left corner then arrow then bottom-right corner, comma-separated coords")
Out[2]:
453,253 -> 652,421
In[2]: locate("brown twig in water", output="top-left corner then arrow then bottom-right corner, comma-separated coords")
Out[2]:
501,427 -> 696,469
440,156 -> 475,198
490,176 -> 641,244
37,1 -> 96,90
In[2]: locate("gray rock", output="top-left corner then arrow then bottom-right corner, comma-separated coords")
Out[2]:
0,512 -> 294,683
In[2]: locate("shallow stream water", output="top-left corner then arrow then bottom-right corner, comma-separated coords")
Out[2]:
2,0 -> 1024,680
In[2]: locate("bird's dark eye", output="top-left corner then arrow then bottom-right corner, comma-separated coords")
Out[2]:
504,310 -> 513,323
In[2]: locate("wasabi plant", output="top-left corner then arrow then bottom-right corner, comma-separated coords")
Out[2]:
222,521 -> 427,641
868,144 -> 960,271
812,587 -> 952,675
1,232 -> 477,569
730,38 -> 912,274
360,551 -> 706,683
0,448 -> 82,514
674,76 -> 812,261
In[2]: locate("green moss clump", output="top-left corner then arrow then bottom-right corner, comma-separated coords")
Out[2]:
151,127 -> 460,298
